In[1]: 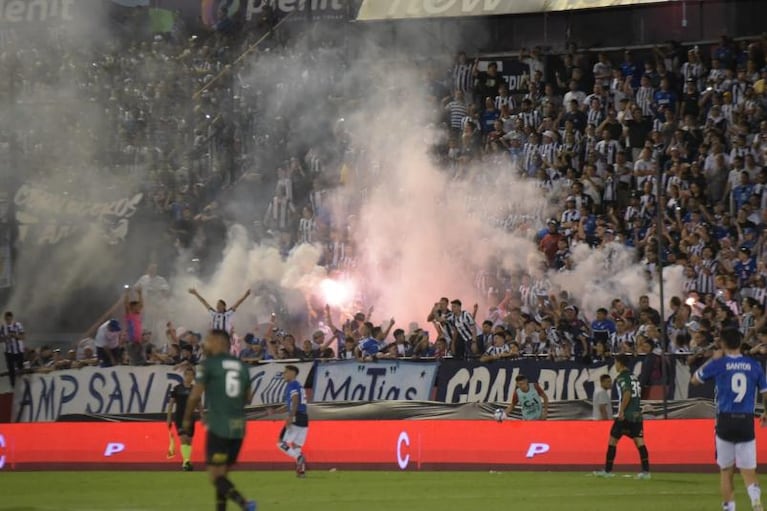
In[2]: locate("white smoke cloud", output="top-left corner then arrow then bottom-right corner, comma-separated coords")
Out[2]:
552,242 -> 685,319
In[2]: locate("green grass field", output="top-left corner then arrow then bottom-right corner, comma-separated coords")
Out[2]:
0,470 -> 747,511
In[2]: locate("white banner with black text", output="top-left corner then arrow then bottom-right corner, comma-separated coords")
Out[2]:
312,360 -> 438,402
12,362 -> 313,422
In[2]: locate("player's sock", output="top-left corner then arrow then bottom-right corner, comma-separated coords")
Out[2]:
286,447 -> 301,459
722,501 -> 736,511
216,489 -> 226,511
748,484 -> 762,506
181,445 -> 192,464
214,477 -> 247,509
605,445 -> 616,472
637,445 -> 649,472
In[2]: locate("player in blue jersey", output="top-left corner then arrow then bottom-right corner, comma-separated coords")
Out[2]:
692,327 -> 767,511
276,365 -> 309,477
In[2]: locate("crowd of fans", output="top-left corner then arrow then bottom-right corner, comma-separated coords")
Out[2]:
0,13 -> 275,270
5,15 -> 767,390
422,36 -> 767,372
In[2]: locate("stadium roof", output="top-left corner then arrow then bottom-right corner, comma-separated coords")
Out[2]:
356,0 -> 673,21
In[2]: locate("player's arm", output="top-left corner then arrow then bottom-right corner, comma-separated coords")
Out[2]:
505,388 -> 518,416
535,383 -> 549,420
690,357 -> 717,386
231,288 -> 252,312
286,392 -> 299,426
188,288 -> 213,310
757,367 -> 767,426
182,383 -> 204,433
617,380 -> 631,420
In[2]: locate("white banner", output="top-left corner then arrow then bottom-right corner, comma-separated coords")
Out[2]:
313,360 -> 438,402
356,0 -> 671,20
12,362 -> 313,422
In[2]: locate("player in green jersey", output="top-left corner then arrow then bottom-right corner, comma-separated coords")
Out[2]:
182,329 -> 256,511
594,354 -> 651,479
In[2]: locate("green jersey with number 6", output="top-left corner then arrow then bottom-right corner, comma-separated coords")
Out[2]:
196,354 -> 250,439
615,369 -> 642,422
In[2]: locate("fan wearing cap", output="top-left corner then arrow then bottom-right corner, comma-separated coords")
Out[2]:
94,319 -> 123,367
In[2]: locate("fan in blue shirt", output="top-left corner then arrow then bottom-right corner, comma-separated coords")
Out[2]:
734,247 -> 757,287
590,308 -> 616,346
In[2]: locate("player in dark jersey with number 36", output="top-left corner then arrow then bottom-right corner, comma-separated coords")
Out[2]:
693,327 -> 767,511
594,354 -> 651,479
182,329 -> 256,511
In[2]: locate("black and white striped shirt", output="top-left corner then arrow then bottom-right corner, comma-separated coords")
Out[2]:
495,94 -> 515,112
583,136 -> 598,163
447,100 -> 467,129
446,310 -> 476,342
1,321 -> 25,354
298,217 -> 316,244
452,63 -> 474,94
695,259 -> 718,295
305,149 -> 322,174
209,309 -> 235,333
683,276 -> 697,294
681,61 -> 705,90
596,139 -> 621,166
484,343 -> 511,358
731,81 -> 747,106
635,86 -> 654,117
603,177 -> 617,203
539,143 -> 558,165
520,110 -> 542,130
611,330 -> 636,352
329,241 -> 346,269
586,108 -> 604,127
752,286 -> 767,307
560,208 -> 581,225
523,142 -> 540,171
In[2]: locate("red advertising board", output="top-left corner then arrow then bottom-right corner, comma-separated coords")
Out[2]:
0,419 -> 754,471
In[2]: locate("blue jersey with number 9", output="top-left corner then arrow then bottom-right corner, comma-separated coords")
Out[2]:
696,355 -> 767,415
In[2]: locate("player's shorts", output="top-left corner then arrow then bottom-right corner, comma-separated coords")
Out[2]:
279,424 -> 309,447
610,419 -> 644,439
715,413 -> 757,470
206,432 -> 244,466
716,437 -> 757,470
175,420 -> 195,438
